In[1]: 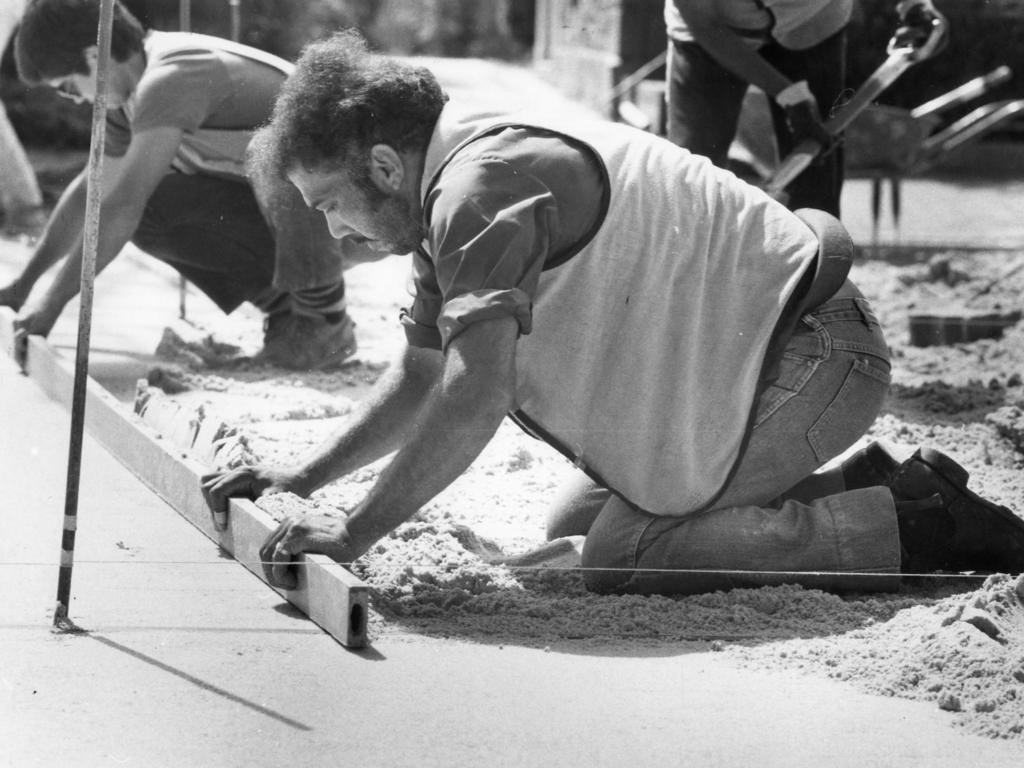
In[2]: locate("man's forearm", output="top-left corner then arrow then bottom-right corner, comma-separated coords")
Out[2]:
40,196 -> 146,313
14,172 -> 88,291
289,344 -> 444,495
691,26 -> 789,96
342,344 -> 514,557
674,1 -> 790,96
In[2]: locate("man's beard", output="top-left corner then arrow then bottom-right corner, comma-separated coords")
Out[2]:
375,193 -> 425,255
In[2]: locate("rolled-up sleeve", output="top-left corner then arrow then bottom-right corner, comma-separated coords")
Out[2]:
412,158 -> 560,352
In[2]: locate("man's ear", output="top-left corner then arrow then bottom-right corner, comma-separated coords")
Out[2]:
368,144 -> 404,192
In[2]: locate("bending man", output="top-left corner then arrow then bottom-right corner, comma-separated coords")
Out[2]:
0,0 -> 359,369
203,31 -> 1024,595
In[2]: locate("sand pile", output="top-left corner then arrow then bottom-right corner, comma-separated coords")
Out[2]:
139,250 -> 1024,740
730,574 -> 1024,740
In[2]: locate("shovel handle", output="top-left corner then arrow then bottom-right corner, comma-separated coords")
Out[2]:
766,54 -> 913,196
765,1 -> 948,198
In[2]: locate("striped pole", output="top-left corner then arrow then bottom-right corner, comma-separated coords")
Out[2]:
53,0 -> 116,630
178,0 -> 190,33
177,0 -> 191,319
229,0 -> 241,42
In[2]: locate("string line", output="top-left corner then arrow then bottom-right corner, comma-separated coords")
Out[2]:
0,559 -> 991,580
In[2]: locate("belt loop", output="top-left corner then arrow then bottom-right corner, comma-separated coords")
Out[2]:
853,297 -> 877,327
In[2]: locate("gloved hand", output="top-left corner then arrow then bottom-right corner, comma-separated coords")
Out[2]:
776,80 -> 832,149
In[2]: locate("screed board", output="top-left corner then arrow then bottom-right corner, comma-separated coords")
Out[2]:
0,308 -> 369,647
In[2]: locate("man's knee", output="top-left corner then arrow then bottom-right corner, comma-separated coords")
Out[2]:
580,535 -> 633,594
578,496 -> 650,593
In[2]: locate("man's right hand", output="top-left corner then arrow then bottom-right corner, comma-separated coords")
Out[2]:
200,465 -> 302,531
0,281 -> 28,311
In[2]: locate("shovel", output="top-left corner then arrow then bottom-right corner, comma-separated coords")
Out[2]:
764,0 -> 948,200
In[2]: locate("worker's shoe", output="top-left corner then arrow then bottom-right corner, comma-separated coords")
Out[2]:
840,441 -> 901,491
255,310 -> 357,371
890,448 -> 1024,574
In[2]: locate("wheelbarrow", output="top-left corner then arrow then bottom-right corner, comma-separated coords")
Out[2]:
844,65 -> 1023,247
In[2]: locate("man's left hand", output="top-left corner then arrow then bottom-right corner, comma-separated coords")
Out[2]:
12,304 -> 60,368
259,512 -> 355,590
13,303 -> 60,339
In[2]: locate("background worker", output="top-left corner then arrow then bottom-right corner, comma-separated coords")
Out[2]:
664,0 -> 945,216
202,31 -> 1024,596
0,0 -> 359,370
0,0 -> 45,232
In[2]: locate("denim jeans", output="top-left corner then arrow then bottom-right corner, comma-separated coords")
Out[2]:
132,171 -> 346,314
666,30 -> 847,216
551,280 -> 902,596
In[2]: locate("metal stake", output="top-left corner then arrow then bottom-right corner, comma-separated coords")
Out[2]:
178,0 -> 191,320
53,0 -> 116,630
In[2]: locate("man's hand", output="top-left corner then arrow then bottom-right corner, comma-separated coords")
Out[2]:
0,281 -> 28,311
200,465 -> 303,531
13,303 -> 60,338
11,303 -> 61,369
776,80 -> 832,149
259,513 -> 355,590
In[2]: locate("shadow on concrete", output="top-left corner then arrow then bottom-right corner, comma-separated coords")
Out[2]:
87,633 -> 314,731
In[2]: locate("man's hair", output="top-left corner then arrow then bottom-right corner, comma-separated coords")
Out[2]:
14,0 -> 146,84
250,30 -> 448,182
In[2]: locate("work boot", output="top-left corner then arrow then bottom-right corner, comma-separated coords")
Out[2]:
840,441 -> 901,490
256,311 -> 357,371
890,448 -> 1024,574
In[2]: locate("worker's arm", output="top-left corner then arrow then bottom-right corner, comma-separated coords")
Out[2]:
202,338 -> 447,513
672,0 -> 792,98
205,315 -> 519,589
0,168 -> 89,312
10,125 -> 183,339
673,0 -> 832,148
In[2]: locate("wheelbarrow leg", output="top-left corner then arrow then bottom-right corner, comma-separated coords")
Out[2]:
871,177 -> 882,253
891,177 -> 902,244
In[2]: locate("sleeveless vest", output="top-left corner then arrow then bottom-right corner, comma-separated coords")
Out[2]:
420,105 -> 818,515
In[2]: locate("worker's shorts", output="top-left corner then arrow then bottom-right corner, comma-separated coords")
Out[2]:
132,171 -> 345,314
